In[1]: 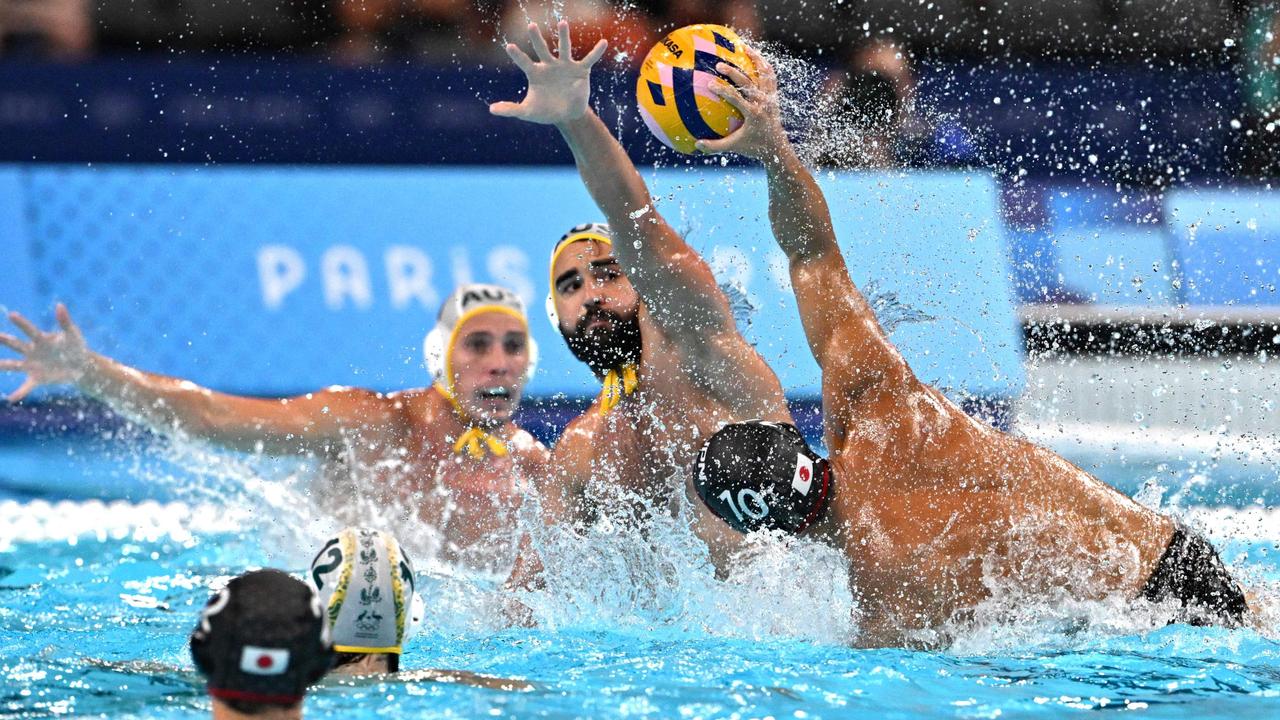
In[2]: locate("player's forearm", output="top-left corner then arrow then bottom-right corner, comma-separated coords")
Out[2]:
557,111 -> 663,266
557,111 -> 728,332
76,354 -> 285,451
760,140 -> 839,261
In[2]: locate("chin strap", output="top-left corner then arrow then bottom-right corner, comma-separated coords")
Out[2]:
453,427 -> 509,460
598,363 -> 640,416
435,383 -> 509,459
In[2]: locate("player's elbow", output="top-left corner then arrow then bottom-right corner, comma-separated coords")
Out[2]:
784,234 -> 840,265
823,340 -> 915,405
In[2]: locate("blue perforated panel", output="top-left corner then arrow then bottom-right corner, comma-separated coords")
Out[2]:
2,165 -> 1024,400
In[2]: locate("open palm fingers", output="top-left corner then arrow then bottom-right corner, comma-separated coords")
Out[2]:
579,38 -> 607,67
743,46 -> 777,92
0,333 -> 32,356
527,22 -> 555,62
8,312 -> 42,341
7,378 -> 37,403
55,303 -> 85,345
503,41 -> 535,73
557,21 -> 573,60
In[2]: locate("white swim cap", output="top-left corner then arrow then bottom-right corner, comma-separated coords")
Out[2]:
423,283 -> 538,395
546,223 -> 613,329
307,528 -> 424,655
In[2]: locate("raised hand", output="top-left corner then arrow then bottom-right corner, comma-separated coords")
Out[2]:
0,303 -> 93,402
489,21 -> 608,126
694,46 -> 788,160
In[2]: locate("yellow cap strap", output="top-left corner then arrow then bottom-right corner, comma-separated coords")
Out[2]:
333,645 -> 404,655
599,363 -> 639,416
452,426 -> 509,459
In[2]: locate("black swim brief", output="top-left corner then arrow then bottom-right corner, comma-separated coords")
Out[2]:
1138,524 -> 1248,627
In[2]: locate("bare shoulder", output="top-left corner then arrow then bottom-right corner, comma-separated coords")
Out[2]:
507,426 -> 551,472
551,408 -> 604,480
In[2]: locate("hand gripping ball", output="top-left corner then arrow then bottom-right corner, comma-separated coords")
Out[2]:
636,24 -> 757,154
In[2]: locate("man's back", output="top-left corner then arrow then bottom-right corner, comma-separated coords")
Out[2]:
827,377 -> 1173,644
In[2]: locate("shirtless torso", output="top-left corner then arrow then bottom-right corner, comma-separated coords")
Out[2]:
491,22 -> 791,579
692,48 -> 1181,644
3,297 -> 549,573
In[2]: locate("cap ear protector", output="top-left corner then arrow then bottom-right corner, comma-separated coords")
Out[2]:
308,527 -> 423,656
405,591 -> 426,642
190,586 -> 230,677
423,283 -> 539,391
546,223 -> 613,330
693,420 -> 833,534
190,569 -> 334,705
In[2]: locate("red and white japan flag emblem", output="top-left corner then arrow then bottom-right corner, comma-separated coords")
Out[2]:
791,454 -> 814,496
240,646 -> 291,675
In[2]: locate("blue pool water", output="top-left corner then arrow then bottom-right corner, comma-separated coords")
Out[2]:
1,428 -> 1278,719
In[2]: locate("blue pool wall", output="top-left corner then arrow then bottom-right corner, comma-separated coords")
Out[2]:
0,164 -> 1024,403
1007,183 -> 1280,306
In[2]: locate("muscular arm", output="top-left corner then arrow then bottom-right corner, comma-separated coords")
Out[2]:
77,354 -> 391,455
761,143 -> 911,399
3,305 -> 393,455
700,50 -> 917,439
556,111 -> 736,339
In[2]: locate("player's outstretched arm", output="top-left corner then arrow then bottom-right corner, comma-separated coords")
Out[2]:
698,49 -> 915,412
490,21 -> 736,340
1,304 -> 390,454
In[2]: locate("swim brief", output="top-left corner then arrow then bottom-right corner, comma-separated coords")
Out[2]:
1138,524 -> 1248,627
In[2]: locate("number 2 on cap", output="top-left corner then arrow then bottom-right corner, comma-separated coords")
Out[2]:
718,489 -> 769,524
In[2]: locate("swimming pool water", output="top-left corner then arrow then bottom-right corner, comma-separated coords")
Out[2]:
1,433 -> 1278,719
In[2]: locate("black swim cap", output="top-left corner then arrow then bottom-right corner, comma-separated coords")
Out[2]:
190,569 -> 334,708
693,421 -> 833,534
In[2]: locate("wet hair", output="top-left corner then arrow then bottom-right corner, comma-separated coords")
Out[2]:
332,652 -> 400,673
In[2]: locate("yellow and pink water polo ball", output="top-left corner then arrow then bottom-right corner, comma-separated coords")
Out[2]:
636,24 -> 758,155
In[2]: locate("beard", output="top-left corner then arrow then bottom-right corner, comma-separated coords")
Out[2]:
562,305 -> 643,379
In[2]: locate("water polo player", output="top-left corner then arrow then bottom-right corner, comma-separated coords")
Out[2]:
306,526 -> 538,691
689,47 -> 1251,644
190,568 -> 333,718
2,286 -> 548,571
491,21 -> 796,589
309,527 -> 424,675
